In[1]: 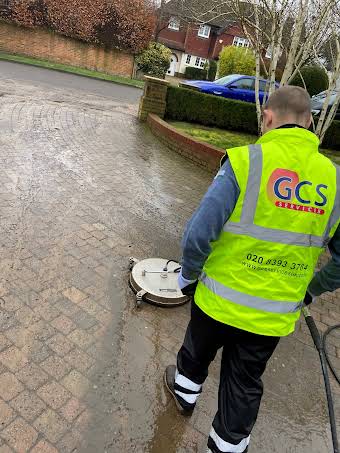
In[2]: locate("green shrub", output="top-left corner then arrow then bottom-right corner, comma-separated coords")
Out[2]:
135,42 -> 171,78
290,65 -> 329,97
165,86 -> 258,135
323,120 -> 340,151
219,46 -> 255,77
185,67 -> 207,80
208,60 -> 218,81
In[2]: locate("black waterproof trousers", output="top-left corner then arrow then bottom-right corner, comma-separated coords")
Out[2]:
176,302 -> 280,453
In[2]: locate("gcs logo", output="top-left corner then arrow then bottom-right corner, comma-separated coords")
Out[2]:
267,169 -> 328,212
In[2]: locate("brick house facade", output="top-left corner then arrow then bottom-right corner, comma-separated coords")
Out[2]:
157,2 -> 250,77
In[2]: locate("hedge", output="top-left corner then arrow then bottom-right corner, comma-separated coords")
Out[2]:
165,86 -> 258,135
323,120 -> 340,151
185,67 -> 207,80
290,65 -> 329,97
165,86 -> 340,151
207,60 -> 218,81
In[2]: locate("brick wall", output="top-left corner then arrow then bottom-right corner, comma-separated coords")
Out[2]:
0,21 -> 134,78
147,113 -> 224,172
158,23 -> 186,48
212,25 -> 245,59
185,25 -> 213,59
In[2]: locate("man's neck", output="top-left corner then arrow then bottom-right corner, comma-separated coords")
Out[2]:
276,124 -> 305,130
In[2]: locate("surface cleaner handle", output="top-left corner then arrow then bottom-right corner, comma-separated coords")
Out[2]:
302,306 -> 322,351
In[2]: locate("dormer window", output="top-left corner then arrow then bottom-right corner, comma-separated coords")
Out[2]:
198,24 -> 211,38
168,17 -> 180,31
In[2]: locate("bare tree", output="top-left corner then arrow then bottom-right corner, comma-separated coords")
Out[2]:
231,0 -> 340,137
165,0 -> 340,141
315,38 -> 340,141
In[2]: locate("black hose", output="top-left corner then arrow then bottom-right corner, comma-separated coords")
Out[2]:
163,259 -> 180,271
323,324 -> 340,386
319,348 -> 339,453
303,308 -> 339,453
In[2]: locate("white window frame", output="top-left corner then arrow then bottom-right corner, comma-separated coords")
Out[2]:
168,17 -> 180,31
194,57 -> 207,68
186,54 -> 192,65
233,36 -> 250,48
265,46 -> 272,59
198,24 -> 211,39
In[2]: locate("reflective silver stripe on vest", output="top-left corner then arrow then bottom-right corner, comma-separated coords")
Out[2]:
223,222 -> 324,247
200,273 -> 303,314
323,164 -> 340,242
241,145 -> 263,224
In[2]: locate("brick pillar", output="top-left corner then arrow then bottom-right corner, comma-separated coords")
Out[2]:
138,76 -> 169,122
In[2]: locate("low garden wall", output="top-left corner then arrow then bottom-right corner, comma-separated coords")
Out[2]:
147,114 -> 224,172
141,80 -> 340,169
0,21 -> 134,78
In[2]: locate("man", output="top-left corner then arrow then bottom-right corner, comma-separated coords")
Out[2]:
164,86 -> 340,453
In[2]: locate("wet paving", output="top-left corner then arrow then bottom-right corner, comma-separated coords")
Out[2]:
0,67 -> 339,452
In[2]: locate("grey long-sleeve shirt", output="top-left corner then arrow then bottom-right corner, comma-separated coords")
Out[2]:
181,159 -> 340,297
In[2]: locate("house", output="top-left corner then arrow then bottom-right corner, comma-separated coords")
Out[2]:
157,0 -> 250,77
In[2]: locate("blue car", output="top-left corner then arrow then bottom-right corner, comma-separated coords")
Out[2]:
182,74 -> 279,104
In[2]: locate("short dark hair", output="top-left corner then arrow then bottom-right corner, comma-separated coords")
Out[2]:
264,86 -> 311,121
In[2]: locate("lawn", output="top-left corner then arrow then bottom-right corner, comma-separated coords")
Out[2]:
169,121 -> 340,164
0,53 -> 144,89
169,121 -> 258,150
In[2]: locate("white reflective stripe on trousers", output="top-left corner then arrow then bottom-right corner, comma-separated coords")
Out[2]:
210,427 -> 250,453
200,273 -> 303,314
174,390 -> 199,404
175,369 -> 202,404
175,369 -> 202,392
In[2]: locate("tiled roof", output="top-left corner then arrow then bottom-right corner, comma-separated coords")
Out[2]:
158,38 -> 185,51
162,0 -> 238,28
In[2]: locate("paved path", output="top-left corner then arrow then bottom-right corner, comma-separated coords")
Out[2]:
0,60 -> 142,104
0,68 -> 339,453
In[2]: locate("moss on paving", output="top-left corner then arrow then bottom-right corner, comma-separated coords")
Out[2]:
0,52 -> 144,89
169,121 -> 340,163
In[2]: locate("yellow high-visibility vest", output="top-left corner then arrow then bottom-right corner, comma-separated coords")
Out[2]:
195,128 -> 340,336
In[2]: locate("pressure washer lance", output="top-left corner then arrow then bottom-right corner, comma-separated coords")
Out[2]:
302,305 -> 339,453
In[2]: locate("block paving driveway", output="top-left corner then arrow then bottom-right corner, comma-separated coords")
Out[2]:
0,63 -> 339,452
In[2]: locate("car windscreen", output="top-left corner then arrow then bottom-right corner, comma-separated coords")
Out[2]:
312,93 -> 337,108
213,75 -> 238,86
313,91 -> 337,101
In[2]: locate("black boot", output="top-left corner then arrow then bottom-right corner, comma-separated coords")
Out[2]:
164,365 -> 194,416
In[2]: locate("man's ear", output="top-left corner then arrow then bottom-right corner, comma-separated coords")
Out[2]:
262,109 -> 273,130
305,114 -> 312,130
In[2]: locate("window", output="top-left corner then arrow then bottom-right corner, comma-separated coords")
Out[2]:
265,47 -> 272,59
186,55 -> 192,64
233,36 -> 250,48
198,24 -> 211,38
168,17 -> 180,31
259,80 -> 268,92
232,78 -> 255,90
0,0 -> 10,6
214,75 -> 238,86
195,57 -> 206,68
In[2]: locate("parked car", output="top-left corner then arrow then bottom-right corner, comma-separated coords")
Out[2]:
181,74 -> 279,104
311,90 -> 340,120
